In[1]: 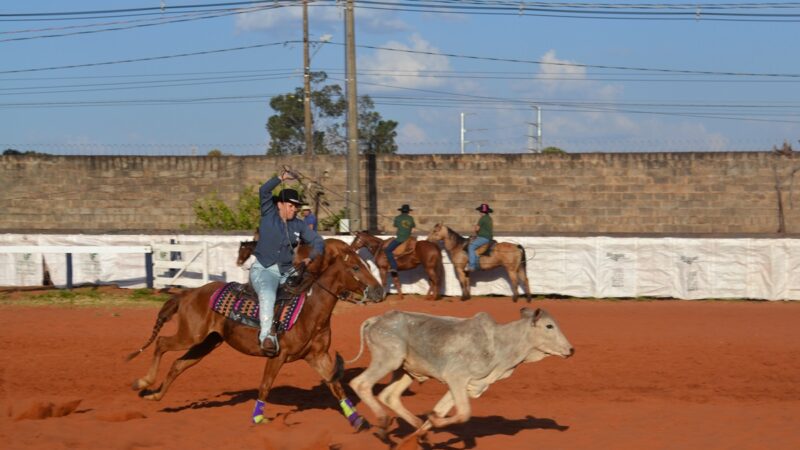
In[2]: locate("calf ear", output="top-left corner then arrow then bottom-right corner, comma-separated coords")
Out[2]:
520,307 -> 543,324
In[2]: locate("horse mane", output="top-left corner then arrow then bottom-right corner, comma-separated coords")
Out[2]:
446,225 -> 467,247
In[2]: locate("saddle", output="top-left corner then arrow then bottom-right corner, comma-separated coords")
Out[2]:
391,236 -> 417,257
208,280 -> 306,334
464,237 -> 497,257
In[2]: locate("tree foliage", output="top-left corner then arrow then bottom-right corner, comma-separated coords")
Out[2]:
191,180 -> 305,231
266,71 -> 398,155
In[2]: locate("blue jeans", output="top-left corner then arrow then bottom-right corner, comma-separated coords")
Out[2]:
468,236 -> 490,270
384,239 -> 402,271
250,260 -> 289,342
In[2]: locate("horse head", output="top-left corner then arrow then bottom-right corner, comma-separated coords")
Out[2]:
427,223 -> 446,242
237,240 -> 257,267
296,239 -> 384,303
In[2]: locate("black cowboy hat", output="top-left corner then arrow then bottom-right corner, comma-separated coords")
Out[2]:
476,203 -> 493,214
398,204 -> 413,213
277,188 -> 306,206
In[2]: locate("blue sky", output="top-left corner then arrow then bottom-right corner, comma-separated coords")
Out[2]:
1,1 -> 799,155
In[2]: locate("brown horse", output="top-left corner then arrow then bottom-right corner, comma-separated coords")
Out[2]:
236,240 -> 257,266
427,223 -> 531,302
350,231 -> 443,300
126,239 -> 384,428
236,228 -> 260,266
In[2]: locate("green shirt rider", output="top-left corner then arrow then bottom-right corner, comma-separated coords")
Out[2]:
385,204 -> 416,276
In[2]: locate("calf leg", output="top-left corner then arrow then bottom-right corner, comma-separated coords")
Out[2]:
378,373 -> 422,430
140,333 -> 223,401
349,351 -> 404,439
428,384 -> 471,428
431,391 -> 455,418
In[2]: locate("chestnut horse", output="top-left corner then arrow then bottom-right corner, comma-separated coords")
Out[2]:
350,231 -> 443,300
126,239 -> 384,428
427,223 -> 531,302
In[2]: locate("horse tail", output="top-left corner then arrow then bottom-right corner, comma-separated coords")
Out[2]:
518,244 -> 527,272
124,293 -> 181,362
345,317 -> 377,364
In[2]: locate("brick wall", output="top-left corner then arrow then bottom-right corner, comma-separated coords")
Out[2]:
2,152 -> 798,235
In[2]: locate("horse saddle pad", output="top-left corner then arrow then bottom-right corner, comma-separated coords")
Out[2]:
208,282 -> 305,334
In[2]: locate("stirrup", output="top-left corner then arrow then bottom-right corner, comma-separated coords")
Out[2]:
260,334 -> 279,355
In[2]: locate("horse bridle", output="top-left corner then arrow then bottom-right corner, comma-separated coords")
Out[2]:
311,252 -> 375,305
351,232 -> 382,256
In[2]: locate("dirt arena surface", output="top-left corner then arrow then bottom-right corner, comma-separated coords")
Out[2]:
2,292 -> 800,450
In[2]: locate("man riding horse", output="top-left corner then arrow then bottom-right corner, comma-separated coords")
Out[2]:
251,168 -> 324,356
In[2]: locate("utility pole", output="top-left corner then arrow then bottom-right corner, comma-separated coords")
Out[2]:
302,0 -> 314,159
528,105 -> 542,152
344,0 -> 361,232
460,112 -> 474,154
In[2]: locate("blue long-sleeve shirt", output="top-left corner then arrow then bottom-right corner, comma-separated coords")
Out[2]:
253,176 -> 325,274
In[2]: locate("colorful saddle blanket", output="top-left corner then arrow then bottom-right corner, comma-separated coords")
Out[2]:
208,282 -> 305,334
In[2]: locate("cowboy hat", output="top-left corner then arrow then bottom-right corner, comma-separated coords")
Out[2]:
277,189 -> 306,206
300,205 -> 312,211
476,203 -> 493,214
398,204 -> 413,213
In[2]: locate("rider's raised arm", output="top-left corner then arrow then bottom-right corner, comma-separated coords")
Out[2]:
259,176 -> 282,216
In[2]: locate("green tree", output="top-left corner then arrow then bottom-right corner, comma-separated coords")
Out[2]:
191,179 -> 305,230
541,146 -> 566,154
358,96 -> 398,154
265,71 -> 398,155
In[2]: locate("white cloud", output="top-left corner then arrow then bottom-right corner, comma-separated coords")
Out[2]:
234,5 -> 406,34
399,122 -> 428,143
360,34 -> 451,90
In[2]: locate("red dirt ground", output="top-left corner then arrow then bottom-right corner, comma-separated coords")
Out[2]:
2,293 -> 800,450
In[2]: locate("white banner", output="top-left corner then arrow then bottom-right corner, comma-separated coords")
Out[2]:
1,233 -> 799,300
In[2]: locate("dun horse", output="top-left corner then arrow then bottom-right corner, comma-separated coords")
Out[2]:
126,239 -> 384,428
350,231 -> 443,300
427,223 -> 531,302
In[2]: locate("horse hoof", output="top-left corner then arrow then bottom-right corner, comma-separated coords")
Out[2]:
353,416 -> 370,432
512,297 -> 518,303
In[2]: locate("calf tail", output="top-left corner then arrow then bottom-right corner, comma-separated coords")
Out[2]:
345,317 -> 377,364
124,293 -> 180,362
518,244 -> 527,272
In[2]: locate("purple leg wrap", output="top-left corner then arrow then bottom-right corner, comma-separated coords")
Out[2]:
252,399 -> 267,424
339,398 -> 365,429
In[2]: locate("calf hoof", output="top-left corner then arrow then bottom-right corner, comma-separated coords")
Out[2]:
138,387 -> 163,401
131,378 -> 150,391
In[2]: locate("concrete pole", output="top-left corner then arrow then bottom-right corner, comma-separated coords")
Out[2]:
460,112 -> 465,154
303,0 -> 314,159
345,0 -> 361,232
